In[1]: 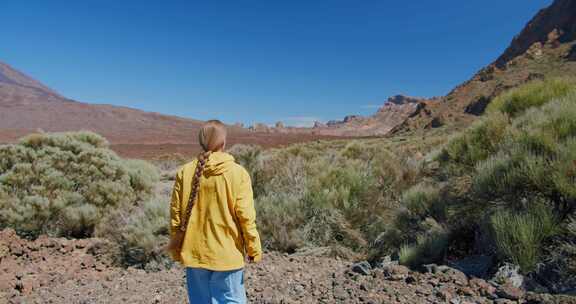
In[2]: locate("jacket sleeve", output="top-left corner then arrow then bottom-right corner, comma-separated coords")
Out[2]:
235,169 -> 263,262
170,169 -> 183,237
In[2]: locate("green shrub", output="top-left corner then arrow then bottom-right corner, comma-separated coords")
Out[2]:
227,144 -> 265,194
0,131 -> 159,238
490,202 -> 558,273
401,183 -> 444,221
95,197 -> 169,266
487,78 -> 575,117
473,148 -> 550,204
399,219 -> 449,268
243,141 -> 411,255
472,95 -> 576,208
439,113 -> 509,167
255,192 -> 307,252
512,91 -> 576,143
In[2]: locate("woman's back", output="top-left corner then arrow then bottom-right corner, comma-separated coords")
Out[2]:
168,120 -> 261,303
170,151 -> 262,271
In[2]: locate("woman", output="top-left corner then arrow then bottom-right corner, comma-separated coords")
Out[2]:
168,120 -> 262,303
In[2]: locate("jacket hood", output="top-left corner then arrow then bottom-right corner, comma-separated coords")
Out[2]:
203,151 -> 235,176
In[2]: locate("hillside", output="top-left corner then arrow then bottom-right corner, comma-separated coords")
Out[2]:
294,0 -> 576,137
0,62 -> 338,158
391,0 -> 576,134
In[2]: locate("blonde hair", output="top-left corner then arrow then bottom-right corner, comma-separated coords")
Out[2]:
180,120 -> 228,231
199,119 -> 227,153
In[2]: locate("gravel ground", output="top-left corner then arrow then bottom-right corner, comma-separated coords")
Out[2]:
1,229 -> 575,304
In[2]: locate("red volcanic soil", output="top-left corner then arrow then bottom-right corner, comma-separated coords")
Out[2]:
110,132 -> 340,159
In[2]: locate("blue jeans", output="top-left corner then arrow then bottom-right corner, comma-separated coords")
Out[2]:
186,267 -> 246,304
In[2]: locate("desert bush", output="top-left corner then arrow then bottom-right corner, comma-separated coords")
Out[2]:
487,78 -> 574,117
490,201 -> 558,273
472,95 -> 576,211
0,131 -> 159,238
553,139 -> 576,209
256,192 -> 307,252
398,219 -> 449,268
473,147 -> 550,204
227,144 -> 267,196
373,79 -> 576,271
438,113 -> 509,167
95,197 -> 169,266
401,183 -> 444,221
242,140 -> 414,256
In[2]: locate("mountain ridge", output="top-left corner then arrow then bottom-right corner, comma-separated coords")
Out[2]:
0,61 -> 338,157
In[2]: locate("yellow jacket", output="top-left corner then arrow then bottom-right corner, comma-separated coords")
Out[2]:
169,151 -> 262,270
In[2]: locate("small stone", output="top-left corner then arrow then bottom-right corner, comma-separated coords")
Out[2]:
437,288 -> 453,302
424,264 -> 439,274
383,265 -> 410,280
351,261 -> 371,276
492,263 -> 523,288
0,243 -> 10,259
496,283 -> 525,300
9,243 -> 24,257
405,275 -> 417,284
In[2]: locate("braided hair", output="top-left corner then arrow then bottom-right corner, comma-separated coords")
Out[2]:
179,150 -> 212,232
179,120 -> 227,232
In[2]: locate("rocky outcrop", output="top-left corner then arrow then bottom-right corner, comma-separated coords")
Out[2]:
494,0 -> 576,69
305,94 -> 428,137
382,94 -> 424,107
391,0 -> 576,135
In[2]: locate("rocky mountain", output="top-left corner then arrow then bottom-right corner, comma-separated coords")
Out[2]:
391,0 -> 576,134
0,62 -> 336,158
282,0 -> 576,137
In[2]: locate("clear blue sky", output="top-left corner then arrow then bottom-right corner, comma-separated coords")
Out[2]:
1,0 -> 551,127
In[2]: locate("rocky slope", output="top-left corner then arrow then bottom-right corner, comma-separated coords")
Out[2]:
0,61 -> 338,158
252,0 -> 576,138
391,0 -> 576,135
2,229 -> 575,304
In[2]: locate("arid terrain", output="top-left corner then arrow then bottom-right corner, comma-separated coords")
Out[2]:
1,0 -> 576,303
3,229 -> 573,304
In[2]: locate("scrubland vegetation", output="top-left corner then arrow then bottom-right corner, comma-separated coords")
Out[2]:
229,78 -> 576,287
0,132 -> 166,266
0,78 -> 574,288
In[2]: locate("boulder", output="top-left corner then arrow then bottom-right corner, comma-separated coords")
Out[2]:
492,263 -> 523,288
